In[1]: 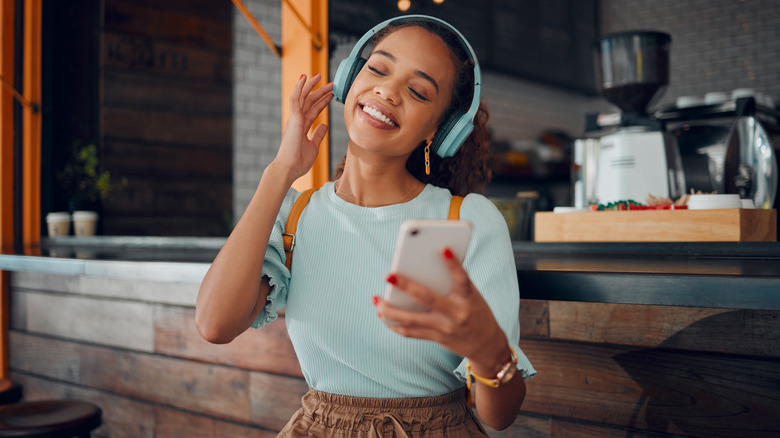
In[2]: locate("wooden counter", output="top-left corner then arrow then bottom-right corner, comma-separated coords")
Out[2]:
1,240 -> 778,437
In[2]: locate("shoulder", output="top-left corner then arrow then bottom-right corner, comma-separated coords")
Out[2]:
460,193 -> 504,224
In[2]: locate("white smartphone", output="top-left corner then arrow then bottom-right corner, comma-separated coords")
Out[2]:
384,219 -> 473,312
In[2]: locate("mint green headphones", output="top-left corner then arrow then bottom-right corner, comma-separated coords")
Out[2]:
332,15 -> 482,158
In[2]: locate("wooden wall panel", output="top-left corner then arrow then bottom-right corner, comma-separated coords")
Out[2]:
102,107 -> 230,148
154,306 -> 303,377
154,406 -> 278,438
519,299 -> 550,337
80,345 -> 251,422
102,141 -> 231,179
520,338 -> 780,437
18,290 -> 155,352
250,372 -> 310,431
11,272 -> 779,436
547,301 -> 780,358
9,332 -> 81,382
96,0 -> 233,236
10,271 -> 200,305
102,34 -> 232,82
104,0 -> 232,51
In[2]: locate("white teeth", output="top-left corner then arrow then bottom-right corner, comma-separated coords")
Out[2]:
362,105 -> 397,127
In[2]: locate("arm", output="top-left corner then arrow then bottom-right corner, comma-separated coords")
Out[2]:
196,74 -> 333,344
378,255 -> 526,430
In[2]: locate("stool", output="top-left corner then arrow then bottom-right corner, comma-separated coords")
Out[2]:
0,400 -> 101,437
0,381 -> 22,405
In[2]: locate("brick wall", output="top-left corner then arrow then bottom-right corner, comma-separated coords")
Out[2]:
233,0 -> 283,219
599,0 -> 780,109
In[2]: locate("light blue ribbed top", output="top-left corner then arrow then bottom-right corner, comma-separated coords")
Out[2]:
254,181 -> 535,398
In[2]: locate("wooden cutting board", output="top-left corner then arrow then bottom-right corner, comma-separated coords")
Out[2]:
534,209 -> 777,242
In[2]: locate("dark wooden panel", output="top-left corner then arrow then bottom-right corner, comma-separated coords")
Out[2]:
102,33 -> 232,82
250,372 -> 309,431
551,420 -> 667,438
548,302 -> 780,358
102,69 -> 231,114
155,406 -> 277,438
104,0 -> 232,51
9,331 -> 82,381
102,178 -> 231,214
80,345 -> 252,422
154,306 -> 303,377
102,140 -> 231,179
102,107 -> 231,148
113,0 -> 233,23
520,338 -> 780,437
484,413 -> 550,438
520,299 -> 550,338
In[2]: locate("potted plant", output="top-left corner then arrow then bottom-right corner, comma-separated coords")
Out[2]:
56,142 -> 127,234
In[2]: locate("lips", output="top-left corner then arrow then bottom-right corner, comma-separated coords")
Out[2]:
359,102 -> 399,128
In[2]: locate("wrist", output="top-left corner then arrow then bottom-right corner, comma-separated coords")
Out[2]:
466,345 -> 518,389
468,344 -> 514,378
265,160 -> 299,187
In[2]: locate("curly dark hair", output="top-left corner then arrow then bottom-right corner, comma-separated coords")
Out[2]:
334,17 -> 492,197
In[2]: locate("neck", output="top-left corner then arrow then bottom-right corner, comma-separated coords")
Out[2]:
335,153 -> 424,207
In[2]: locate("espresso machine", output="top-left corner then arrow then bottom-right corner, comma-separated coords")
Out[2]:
574,31 -> 686,206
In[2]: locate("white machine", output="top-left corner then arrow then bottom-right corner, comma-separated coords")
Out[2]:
595,127 -> 685,203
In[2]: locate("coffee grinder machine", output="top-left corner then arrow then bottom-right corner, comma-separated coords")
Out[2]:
575,31 -> 686,207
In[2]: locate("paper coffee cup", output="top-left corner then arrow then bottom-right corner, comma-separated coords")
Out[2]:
72,211 -> 99,237
45,212 -> 71,237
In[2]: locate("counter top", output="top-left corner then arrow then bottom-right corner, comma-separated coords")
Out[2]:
514,241 -> 780,310
2,238 -> 779,309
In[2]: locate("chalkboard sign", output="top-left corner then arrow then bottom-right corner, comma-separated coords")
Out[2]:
329,0 -> 598,95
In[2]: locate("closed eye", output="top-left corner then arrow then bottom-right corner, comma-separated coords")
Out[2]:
368,65 -> 386,76
408,88 -> 428,101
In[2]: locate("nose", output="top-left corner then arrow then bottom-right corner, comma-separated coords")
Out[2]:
374,80 -> 400,105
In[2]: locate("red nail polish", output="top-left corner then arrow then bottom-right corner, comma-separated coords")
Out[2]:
386,274 -> 398,285
372,296 -> 379,306
443,248 -> 454,259
299,74 -> 305,80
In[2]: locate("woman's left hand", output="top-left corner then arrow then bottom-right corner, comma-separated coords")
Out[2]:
375,248 -> 507,360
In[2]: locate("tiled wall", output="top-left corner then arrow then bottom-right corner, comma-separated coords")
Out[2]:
600,0 -> 780,109
232,0 -> 780,219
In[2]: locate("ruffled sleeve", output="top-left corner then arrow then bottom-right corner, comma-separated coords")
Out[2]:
251,188 -> 301,328
451,194 -> 536,381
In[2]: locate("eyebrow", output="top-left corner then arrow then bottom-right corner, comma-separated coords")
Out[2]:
373,50 -> 440,94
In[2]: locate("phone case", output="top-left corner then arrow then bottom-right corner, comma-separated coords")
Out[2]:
384,219 -> 473,312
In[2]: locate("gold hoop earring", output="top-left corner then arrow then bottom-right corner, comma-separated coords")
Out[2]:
424,140 -> 432,175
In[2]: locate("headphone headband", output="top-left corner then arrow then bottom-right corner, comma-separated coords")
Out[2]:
332,15 -> 481,158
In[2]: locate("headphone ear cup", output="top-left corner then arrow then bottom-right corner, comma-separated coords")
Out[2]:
432,110 -> 474,158
332,57 -> 366,103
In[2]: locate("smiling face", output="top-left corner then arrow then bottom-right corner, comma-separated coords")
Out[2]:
343,26 -> 457,159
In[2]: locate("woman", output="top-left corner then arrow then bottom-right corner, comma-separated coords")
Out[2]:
196,15 -> 535,436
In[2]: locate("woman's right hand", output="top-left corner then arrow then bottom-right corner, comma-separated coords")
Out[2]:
274,73 -> 333,181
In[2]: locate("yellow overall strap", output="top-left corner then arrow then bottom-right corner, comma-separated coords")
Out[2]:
448,195 -> 464,220
283,191 -> 464,270
283,188 -> 317,270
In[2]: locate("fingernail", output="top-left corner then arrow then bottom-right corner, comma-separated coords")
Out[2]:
443,248 -> 454,259
377,312 -> 382,319
386,274 -> 398,285
372,296 -> 379,306
299,74 -> 305,80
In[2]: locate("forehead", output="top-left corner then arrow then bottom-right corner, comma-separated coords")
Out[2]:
371,26 -> 457,76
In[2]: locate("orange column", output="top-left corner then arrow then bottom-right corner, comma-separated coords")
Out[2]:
22,0 -> 41,250
281,0 -> 330,191
0,0 -> 15,380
